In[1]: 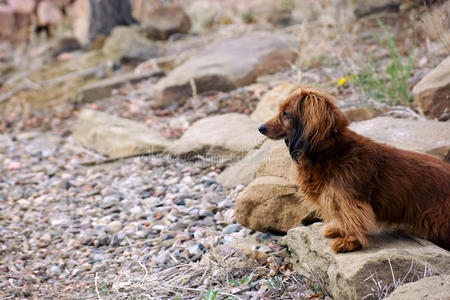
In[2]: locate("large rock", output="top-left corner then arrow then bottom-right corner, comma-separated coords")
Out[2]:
68,0 -> 135,46
350,117 -> 450,159
284,223 -> 450,300
166,113 -> 264,158
236,176 -> 319,233
101,26 -> 160,63
141,5 -> 191,40
255,144 -> 297,182
250,82 -> 294,123
385,275 -> 450,300
154,31 -> 297,108
412,56 -> 450,120
217,140 -> 282,188
73,109 -> 171,158
78,69 -> 163,102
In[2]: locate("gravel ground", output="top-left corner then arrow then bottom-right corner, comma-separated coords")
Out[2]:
0,130 -> 323,299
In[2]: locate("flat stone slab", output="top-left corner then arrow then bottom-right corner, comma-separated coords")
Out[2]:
284,223 -> 450,300
166,113 -> 264,158
350,116 -> 450,159
73,109 -> 172,158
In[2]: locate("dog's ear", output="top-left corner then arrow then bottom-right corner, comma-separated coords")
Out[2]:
294,88 -> 348,151
289,95 -> 309,160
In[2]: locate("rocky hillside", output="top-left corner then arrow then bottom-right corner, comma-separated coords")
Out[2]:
0,0 -> 449,299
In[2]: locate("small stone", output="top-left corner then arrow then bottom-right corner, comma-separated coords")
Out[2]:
220,236 -> 236,244
17,199 -> 31,209
187,244 -> 202,256
203,192 -> 222,204
257,233 -> 272,243
154,251 -> 169,265
181,176 -> 194,186
257,245 -> 272,253
133,231 -> 147,239
222,224 -> 241,234
107,221 -> 122,234
235,184 -> 245,192
11,188 -> 24,201
101,195 -> 120,209
189,208 -> 199,217
162,234 -> 174,241
129,206 -> 144,216
49,265 -> 62,276
40,233 -> 52,243
199,209 -> 214,217
152,224 -> 167,232
92,262 -> 107,273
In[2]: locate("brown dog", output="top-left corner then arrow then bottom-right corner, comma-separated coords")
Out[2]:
258,85 -> 450,252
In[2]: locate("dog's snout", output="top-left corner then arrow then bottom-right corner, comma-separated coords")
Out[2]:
258,125 -> 267,134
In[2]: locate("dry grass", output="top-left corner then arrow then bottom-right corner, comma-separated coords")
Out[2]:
93,242 -> 320,299
362,260 -> 433,300
421,1 -> 450,54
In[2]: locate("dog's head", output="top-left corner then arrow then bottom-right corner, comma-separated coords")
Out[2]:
258,85 -> 349,160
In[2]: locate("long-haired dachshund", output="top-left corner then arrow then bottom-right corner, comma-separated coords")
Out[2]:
258,85 -> 450,252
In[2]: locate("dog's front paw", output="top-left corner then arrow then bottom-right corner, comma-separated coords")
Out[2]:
322,224 -> 344,238
331,237 -> 362,253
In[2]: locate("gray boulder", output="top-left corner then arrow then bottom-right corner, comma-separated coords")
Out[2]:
154,31 -> 297,108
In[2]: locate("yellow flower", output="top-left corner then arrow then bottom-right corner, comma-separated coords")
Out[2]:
338,77 -> 347,86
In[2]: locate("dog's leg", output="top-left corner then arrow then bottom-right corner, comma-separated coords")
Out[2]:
331,234 -> 364,252
322,189 -> 377,252
322,223 -> 344,238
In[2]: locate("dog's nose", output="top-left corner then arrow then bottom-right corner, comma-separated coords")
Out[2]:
258,125 -> 267,134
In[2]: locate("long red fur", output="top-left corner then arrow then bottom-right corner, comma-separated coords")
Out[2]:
261,85 -> 450,252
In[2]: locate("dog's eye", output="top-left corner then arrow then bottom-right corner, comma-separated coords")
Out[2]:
282,111 -> 290,118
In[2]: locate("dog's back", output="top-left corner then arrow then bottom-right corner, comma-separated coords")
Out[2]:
353,131 -> 450,249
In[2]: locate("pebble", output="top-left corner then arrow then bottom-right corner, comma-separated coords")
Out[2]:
199,209 -> 214,217
187,243 -> 203,256
222,223 -> 241,234
17,199 -> 31,208
40,233 -> 52,243
49,265 -> 62,276
107,221 -> 122,234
